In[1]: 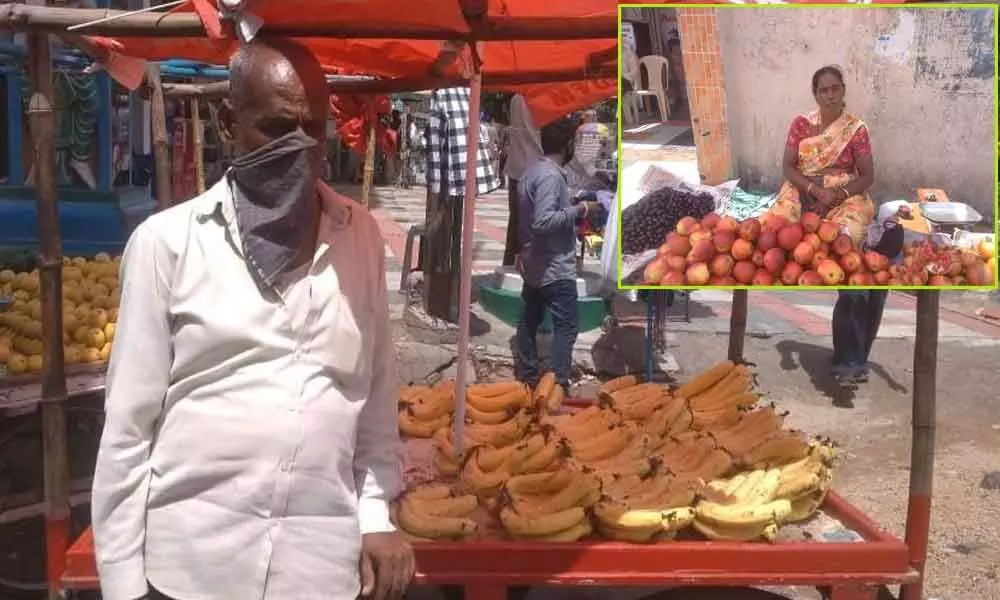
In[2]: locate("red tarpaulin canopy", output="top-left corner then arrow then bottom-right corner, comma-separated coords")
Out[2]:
44,0 -> 617,123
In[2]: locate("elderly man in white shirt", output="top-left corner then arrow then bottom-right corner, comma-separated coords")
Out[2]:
90,38 -> 413,600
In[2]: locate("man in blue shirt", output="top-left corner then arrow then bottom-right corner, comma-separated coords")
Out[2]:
514,118 -> 600,393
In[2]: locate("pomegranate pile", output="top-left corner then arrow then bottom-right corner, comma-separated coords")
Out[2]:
641,212 -> 996,287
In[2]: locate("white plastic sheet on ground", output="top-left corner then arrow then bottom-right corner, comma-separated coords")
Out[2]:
618,161 -> 740,283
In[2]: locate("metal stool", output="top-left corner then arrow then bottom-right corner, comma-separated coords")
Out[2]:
399,223 -> 426,293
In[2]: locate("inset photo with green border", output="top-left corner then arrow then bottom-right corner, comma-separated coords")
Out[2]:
617,3 -> 998,290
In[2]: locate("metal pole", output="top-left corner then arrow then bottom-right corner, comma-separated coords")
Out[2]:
900,290 -> 939,600
26,31 -> 70,600
190,96 -> 205,194
728,290 -> 748,362
451,54 -> 483,456
145,64 -> 171,209
360,103 -> 377,208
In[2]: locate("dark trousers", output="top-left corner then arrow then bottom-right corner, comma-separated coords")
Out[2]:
515,279 -> 579,390
503,178 -> 520,266
831,290 -> 888,370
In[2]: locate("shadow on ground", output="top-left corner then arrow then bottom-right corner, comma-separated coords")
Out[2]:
773,340 -> 908,409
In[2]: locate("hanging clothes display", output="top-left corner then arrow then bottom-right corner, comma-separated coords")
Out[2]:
425,86 -> 500,199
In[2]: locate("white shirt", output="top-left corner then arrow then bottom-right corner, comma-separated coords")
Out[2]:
91,178 -> 402,600
503,94 -> 542,181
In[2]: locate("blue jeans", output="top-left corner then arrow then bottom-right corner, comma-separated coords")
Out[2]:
832,290 -> 888,374
515,279 -> 579,390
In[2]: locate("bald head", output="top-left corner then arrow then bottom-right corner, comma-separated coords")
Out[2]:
221,38 -> 329,158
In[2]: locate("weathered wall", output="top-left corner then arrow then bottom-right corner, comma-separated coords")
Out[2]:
718,8 -> 995,219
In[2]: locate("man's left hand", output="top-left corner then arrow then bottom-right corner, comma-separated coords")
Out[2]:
359,532 -> 415,600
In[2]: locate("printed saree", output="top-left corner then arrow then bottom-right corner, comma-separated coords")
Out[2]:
768,111 -> 875,245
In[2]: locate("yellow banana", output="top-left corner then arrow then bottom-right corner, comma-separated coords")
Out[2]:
512,472 -> 601,516
743,468 -> 782,505
730,469 -> 766,503
464,410 -> 530,447
776,469 -> 822,501
408,495 -> 478,518
432,427 -> 465,463
499,505 -> 586,537
396,498 -> 478,539
507,433 -> 547,472
597,522 -> 662,543
505,471 -> 574,497
406,482 -> 453,501
693,518 -> 778,542
465,402 -> 515,425
787,488 -> 827,523
532,518 -> 594,542
399,410 -> 451,439
515,440 -> 565,474
593,501 -> 662,529
408,390 -> 453,421
461,447 -> 510,494
569,426 -> 631,462
435,453 -> 459,477
476,442 -> 518,472
660,507 -> 697,532
695,498 -> 792,528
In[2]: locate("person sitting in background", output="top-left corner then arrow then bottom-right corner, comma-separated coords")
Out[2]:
766,65 -> 876,246
831,204 -> 906,384
514,117 -> 600,394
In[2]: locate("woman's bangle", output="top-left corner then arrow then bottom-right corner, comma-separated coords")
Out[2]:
806,183 -> 815,195
839,187 -> 850,200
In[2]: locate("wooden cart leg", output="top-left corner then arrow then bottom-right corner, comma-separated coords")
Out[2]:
821,583 -> 878,600
463,583 -> 506,600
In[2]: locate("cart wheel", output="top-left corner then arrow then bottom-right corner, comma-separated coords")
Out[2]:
601,314 -> 619,332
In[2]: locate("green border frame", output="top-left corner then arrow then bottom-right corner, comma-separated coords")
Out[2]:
615,2 -> 1000,292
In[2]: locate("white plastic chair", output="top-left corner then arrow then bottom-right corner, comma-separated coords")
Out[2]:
621,50 -> 641,125
638,55 -> 671,121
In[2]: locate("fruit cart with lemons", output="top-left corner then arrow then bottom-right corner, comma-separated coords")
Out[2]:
0,3 -> 940,600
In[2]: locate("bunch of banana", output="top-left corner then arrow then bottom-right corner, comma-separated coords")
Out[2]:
397,380 -> 455,438
599,382 -> 672,422
465,381 -> 532,423
532,372 -> 565,414
705,404 -> 787,459
461,443 -> 519,497
463,408 -> 534,448
679,361 -> 759,431
693,468 -> 791,542
507,431 -> 568,475
640,394 -> 694,441
593,471 -> 697,542
656,433 -> 735,483
498,471 -> 600,541
390,482 -> 480,541
432,426 -> 463,477
597,374 -> 639,399
773,440 -> 838,522
570,430 -> 658,479
740,428 -> 811,470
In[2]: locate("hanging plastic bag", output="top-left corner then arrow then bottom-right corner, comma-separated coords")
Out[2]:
599,193 -> 619,290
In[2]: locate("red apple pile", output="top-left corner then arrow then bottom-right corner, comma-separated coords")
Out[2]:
640,212 -> 995,287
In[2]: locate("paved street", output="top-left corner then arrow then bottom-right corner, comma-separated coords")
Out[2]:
356,184 -> 1000,347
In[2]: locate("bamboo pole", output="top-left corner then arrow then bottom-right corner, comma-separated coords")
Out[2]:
26,31 -> 70,600
190,96 -> 205,194
0,4 -> 616,40
727,290 -> 748,362
145,64 -> 172,209
359,104 -> 377,209
450,49 -> 483,456
900,290 -> 939,600
160,65 -> 618,99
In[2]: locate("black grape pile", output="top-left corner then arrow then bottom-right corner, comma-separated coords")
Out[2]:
621,187 -> 716,255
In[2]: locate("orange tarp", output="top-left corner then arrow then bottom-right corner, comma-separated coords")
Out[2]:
84,0 -> 615,124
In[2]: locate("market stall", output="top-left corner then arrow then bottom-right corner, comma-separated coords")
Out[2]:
1,3 -> 937,600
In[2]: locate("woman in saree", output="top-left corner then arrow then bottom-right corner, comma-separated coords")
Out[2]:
768,65 -> 884,384
768,65 -> 875,244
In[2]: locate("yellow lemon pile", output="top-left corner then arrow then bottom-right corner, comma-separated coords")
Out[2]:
0,252 -> 120,376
